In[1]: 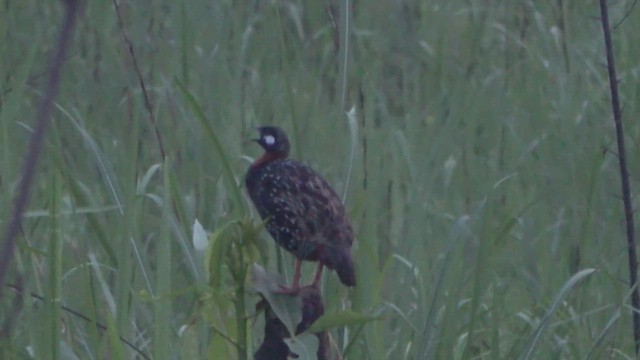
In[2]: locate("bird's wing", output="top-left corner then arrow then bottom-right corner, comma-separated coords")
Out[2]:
290,164 -> 354,247
249,160 -> 353,256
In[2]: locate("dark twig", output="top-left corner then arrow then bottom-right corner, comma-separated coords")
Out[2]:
598,0 -> 640,354
0,0 -> 79,301
5,284 -> 151,360
111,0 -> 166,159
357,82 -> 367,191
0,275 -> 24,338
613,0 -> 638,30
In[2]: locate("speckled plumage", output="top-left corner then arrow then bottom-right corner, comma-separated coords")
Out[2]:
245,126 -> 356,287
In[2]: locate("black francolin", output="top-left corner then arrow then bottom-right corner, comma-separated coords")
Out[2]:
245,126 -> 356,291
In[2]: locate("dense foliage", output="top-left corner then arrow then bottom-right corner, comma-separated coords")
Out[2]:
1,1 -> 639,359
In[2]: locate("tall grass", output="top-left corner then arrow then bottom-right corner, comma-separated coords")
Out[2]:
1,0 -> 639,359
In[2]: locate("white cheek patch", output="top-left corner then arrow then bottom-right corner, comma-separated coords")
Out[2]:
264,135 -> 275,146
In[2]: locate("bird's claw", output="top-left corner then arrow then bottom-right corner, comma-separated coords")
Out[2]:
275,284 -> 301,295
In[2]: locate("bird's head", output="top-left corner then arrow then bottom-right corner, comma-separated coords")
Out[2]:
254,126 -> 290,157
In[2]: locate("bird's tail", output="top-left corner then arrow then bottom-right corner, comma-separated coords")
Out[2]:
324,249 -> 356,287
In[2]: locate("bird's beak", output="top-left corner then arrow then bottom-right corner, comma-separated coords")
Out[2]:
242,136 -> 258,146
252,127 -> 262,143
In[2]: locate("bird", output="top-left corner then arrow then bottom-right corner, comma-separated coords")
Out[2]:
245,126 -> 356,291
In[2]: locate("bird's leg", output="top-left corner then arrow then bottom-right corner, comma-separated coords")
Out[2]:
291,259 -> 302,290
311,263 -> 324,288
277,259 -> 303,294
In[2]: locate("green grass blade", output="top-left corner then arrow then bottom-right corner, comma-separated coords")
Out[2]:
46,172 -> 62,360
518,268 -> 597,360
175,79 -> 245,215
154,158 -> 173,359
584,307 -> 621,360
420,215 -> 469,358
342,106 -> 357,203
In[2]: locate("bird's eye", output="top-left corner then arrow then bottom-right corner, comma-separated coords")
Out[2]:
264,135 -> 276,146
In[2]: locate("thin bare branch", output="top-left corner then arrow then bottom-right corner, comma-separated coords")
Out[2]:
599,0 -> 640,353
111,0 -> 166,159
0,0 -> 80,300
614,0 -> 638,29
5,284 -> 151,360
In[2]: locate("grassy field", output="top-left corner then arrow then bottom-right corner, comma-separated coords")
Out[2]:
1,0 -> 640,359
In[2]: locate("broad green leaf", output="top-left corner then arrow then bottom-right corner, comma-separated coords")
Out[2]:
205,221 -> 238,288
252,264 -> 303,336
284,333 -> 319,360
192,218 -> 208,251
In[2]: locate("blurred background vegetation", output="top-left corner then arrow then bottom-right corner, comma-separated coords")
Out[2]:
1,0 -> 640,359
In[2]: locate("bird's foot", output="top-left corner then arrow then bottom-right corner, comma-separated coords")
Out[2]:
276,281 -> 320,295
275,284 -> 302,295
